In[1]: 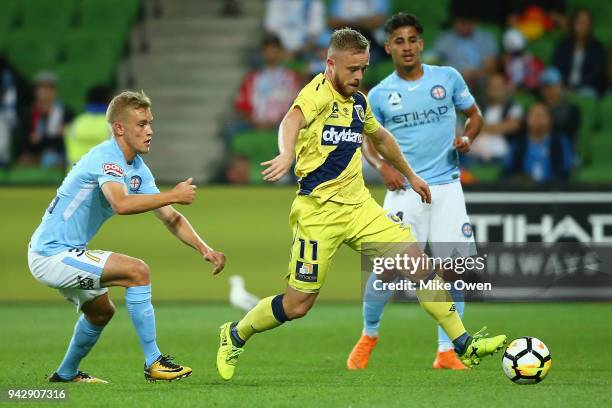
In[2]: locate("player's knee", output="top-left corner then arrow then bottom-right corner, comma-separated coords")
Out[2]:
130,259 -> 150,286
285,302 -> 311,319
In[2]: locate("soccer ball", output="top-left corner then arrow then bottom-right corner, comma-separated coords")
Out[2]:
502,337 -> 552,384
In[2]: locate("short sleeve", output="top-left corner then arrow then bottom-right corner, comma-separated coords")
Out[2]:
88,153 -> 125,187
364,95 -> 381,135
449,68 -> 475,111
368,87 -> 385,124
291,86 -> 323,126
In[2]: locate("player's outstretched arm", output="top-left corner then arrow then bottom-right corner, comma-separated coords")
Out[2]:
261,107 -> 305,182
154,205 -> 226,274
365,126 -> 431,203
101,178 -> 196,215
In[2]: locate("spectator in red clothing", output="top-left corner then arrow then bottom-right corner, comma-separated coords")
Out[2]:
234,34 -> 302,130
17,71 -> 73,168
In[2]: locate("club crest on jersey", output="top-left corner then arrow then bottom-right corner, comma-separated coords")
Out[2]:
129,175 -> 142,192
329,101 -> 339,118
430,85 -> 446,100
103,163 -> 123,177
388,91 -> 403,111
354,104 -> 365,122
462,222 -> 473,238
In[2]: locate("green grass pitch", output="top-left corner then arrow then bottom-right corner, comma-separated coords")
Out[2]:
1,186 -> 611,407
2,303 -> 611,407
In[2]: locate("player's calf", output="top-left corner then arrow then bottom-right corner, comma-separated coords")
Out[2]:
81,293 -> 115,326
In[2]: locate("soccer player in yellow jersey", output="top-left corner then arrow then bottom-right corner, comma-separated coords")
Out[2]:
216,28 -> 506,381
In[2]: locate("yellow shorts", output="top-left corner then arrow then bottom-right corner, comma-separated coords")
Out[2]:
286,195 -> 415,293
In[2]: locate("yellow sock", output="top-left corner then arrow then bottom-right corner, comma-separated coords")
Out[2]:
415,275 -> 466,341
236,295 -> 287,342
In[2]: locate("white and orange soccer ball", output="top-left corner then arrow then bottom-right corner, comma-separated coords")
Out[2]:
502,337 -> 552,384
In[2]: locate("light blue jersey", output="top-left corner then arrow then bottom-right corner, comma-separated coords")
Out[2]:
30,138 -> 159,256
368,64 -> 475,185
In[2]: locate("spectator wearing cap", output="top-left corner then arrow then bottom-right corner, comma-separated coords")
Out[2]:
17,71 -> 73,168
552,8 -> 607,97
468,73 -> 523,163
501,28 -> 544,92
504,102 -> 574,184
539,67 -> 581,146
432,12 -> 498,88
234,34 -> 302,131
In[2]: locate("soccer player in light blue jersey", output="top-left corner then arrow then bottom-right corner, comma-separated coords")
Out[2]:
346,13 -> 484,370
28,90 -> 226,383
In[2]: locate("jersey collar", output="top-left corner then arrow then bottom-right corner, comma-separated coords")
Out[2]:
111,137 -> 137,167
320,73 -> 354,103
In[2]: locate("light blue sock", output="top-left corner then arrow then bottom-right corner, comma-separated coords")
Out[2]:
125,285 -> 161,367
362,272 -> 394,337
56,314 -> 104,380
438,286 -> 465,351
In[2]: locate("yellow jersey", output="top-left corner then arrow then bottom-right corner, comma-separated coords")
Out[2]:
291,73 -> 380,204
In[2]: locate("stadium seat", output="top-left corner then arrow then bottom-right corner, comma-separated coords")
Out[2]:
363,60 -> 394,89
467,163 -> 502,183
513,92 -> 536,110
22,0 -> 77,33
0,4 -> 19,38
525,31 -> 561,64
567,93 -> 599,165
54,63 -> 111,112
231,130 -> 279,184
80,0 -> 141,40
6,31 -> 61,78
61,30 -> 124,70
599,96 -> 612,133
575,165 -> 612,183
589,133 -> 612,166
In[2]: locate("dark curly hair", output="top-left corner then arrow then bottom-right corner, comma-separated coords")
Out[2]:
384,13 -> 424,38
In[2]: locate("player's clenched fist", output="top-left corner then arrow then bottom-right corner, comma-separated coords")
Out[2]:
172,177 -> 196,204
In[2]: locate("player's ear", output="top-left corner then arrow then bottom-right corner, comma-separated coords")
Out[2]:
418,38 -> 424,52
112,121 -> 124,136
384,41 -> 391,55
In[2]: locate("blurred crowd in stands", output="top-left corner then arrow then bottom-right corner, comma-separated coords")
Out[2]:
225,0 -> 612,187
0,55 -> 112,174
1,0 -> 611,187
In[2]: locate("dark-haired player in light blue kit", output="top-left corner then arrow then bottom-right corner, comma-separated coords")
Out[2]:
347,13 -> 484,370
28,91 -> 226,383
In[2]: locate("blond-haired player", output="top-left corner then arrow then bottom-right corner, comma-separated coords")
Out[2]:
28,90 -> 225,383
216,29 -> 505,381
